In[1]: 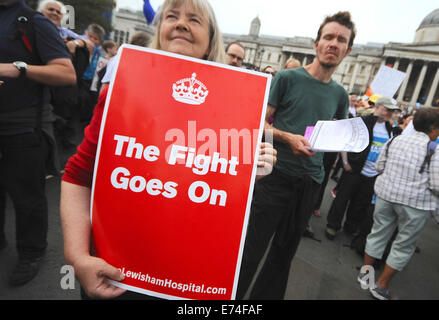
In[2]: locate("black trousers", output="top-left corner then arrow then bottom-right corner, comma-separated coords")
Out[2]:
0,132 -> 49,259
78,79 -> 98,124
326,171 -> 376,232
236,169 -> 320,300
314,152 -> 338,211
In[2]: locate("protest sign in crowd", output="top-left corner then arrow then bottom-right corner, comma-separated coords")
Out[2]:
1,0 -> 438,301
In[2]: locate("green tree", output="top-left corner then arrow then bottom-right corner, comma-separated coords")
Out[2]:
25,0 -> 116,36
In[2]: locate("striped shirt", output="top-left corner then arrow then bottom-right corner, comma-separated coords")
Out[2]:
375,131 -> 439,211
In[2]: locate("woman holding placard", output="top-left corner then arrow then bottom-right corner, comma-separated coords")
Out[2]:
60,0 -> 276,299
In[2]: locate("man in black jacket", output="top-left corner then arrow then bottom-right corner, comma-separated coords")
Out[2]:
325,97 -> 400,240
0,0 -> 75,286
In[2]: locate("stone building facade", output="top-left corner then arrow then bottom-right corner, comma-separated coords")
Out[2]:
111,9 -> 155,47
111,8 -> 439,108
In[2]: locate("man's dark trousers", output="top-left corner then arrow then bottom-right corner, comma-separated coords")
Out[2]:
0,132 -> 49,259
236,168 -> 320,300
314,152 -> 338,211
326,170 -> 376,232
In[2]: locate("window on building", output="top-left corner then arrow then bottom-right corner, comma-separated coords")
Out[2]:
120,31 -> 125,45
114,30 -> 119,43
349,65 -> 354,73
126,32 -> 130,43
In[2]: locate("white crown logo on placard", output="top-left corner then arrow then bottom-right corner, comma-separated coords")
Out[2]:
172,73 -> 209,105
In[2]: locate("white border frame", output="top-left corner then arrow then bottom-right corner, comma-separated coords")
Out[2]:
90,44 -> 272,300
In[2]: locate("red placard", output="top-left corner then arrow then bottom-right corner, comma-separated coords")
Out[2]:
91,45 -> 270,300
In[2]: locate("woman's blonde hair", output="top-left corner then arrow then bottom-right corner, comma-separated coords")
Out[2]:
284,58 -> 301,69
150,0 -> 225,63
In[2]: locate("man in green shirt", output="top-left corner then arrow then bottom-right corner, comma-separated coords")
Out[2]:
237,11 -> 355,300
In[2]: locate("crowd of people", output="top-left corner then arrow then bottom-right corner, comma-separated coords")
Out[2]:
316,94 -> 439,300
0,0 -> 438,301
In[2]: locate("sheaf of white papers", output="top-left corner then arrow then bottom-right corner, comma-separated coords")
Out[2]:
308,117 -> 369,153
370,66 -> 406,98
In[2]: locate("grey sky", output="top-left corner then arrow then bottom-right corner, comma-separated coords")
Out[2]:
117,0 -> 438,45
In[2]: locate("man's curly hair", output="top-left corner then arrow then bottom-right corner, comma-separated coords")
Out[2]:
316,11 -> 356,49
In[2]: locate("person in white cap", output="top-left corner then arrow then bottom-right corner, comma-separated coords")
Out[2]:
325,97 -> 401,241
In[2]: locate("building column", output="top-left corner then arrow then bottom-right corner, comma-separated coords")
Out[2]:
393,58 -> 400,70
341,63 -> 350,87
349,63 -> 361,92
250,49 -> 256,64
426,65 -> 439,107
280,53 -> 287,69
244,48 -> 250,63
410,61 -> 428,106
367,65 -> 376,86
303,55 -> 309,66
344,63 -> 350,74
397,60 -> 414,102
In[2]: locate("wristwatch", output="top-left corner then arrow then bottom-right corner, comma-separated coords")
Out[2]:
13,61 -> 28,78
